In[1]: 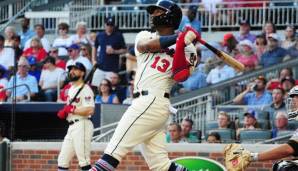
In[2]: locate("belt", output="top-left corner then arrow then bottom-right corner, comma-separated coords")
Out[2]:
133,90 -> 170,99
68,118 -> 91,125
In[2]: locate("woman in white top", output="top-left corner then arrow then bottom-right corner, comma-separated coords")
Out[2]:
4,26 -> 16,47
281,25 -> 296,49
52,23 -> 72,57
70,21 -> 90,45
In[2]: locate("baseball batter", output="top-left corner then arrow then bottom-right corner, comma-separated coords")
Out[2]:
57,62 -> 95,171
90,1 -> 200,171
224,85 -> 298,171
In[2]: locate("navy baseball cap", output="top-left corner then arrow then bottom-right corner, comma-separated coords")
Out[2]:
244,109 -> 256,119
105,16 -> 115,26
67,44 -> 80,50
67,62 -> 86,73
239,19 -> 250,26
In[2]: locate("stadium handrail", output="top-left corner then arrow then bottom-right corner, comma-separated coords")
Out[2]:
3,83 -> 31,102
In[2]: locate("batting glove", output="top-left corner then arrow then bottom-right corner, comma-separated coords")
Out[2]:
183,26 -> 201,46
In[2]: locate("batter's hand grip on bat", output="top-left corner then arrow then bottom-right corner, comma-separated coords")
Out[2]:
197,38 -> 245,72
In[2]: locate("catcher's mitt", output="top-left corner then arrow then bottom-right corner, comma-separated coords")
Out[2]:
223,144 -> 252,171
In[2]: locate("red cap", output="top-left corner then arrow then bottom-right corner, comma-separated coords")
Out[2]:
222,33 -> 234,46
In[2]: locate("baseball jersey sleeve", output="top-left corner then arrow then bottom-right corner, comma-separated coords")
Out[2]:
81,85 -> 95,107
134,31 -> 153,57
288,130 -> 298,156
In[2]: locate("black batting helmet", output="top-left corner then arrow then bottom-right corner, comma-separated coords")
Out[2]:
147,0 -> 182,30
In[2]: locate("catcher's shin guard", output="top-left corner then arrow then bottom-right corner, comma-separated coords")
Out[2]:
273,160 -> 298,171
168,162 -> 189,171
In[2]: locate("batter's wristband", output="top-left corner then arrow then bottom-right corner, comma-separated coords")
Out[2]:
287,140 -> 298,156
160,34 -> 178,49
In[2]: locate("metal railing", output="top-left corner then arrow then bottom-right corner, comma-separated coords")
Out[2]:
24,1 -> 298,32
92,122 -> 118,142
4,84 -> 31,102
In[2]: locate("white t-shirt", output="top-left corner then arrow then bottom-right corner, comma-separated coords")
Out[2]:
24,37 -> 51,52
206,65 -> 236,84
0,48 -> 15,69
52,37 -> 72,56
0,78 -> 8,88
66,56 -> 93,72
39,67 -> 65,89
69,34 -> 90,45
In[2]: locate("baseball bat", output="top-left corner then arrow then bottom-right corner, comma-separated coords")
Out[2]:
197,38 -> 245,72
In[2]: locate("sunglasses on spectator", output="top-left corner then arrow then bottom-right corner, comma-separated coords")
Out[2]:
80,48 -> 87,51
59,28 -> 66,30
100,83 -> 108,86
50,50 -> 58,53
18,65 -> 28,68
68,49 -> 73,52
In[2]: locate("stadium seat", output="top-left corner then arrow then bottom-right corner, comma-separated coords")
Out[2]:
287,120 -> 298,130
239,130 -> 272,143
208,129 -> 235,143
276,130 -> 295,137
206,121 -> 218,130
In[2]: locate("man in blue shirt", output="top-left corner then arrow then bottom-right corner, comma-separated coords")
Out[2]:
236,19 -> 256,43
260,33 -> 288,68
178,6 -> 201,34
92,16 -> 127,86
6,57 -> 38,102
233,76 -> 272,106
18,18 -> 35,49
181,67 -> 207,91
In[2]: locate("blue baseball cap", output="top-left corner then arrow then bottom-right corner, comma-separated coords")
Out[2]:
105,16 -> 115,26
67,62 -> 86,73
27,56 -> 37,65
67,44 -> 80,50
244,109 -> 256,119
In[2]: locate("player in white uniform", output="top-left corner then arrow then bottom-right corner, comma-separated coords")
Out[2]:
89,1 -> 200,171
57,62 -> 95,171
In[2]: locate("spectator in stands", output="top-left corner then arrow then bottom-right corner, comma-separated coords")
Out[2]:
255,34 -> 267,60
52,22 -> 72,57
0,65 -> 7,102
66,44 -> 92,73
259,33 -> 288,68
236,19 -> 256,43
281,76 -> 296,97
167,123 -> 185,143
24,24 -> 50,52
262,21 -> 276,39
49,47 -> 66,70
0,121 -> 9,143
12,35 -> 23,61
266,68 -> 293,91
206,59 -> 236,84
217,111 -> 235,129
122,79 -> 134,105
207,132 -> 221,143
180,118 -> 199,143
180,66 -> 207,92
22,37 -> 47,62
125,46 -> 137,72
4,26 -> 17,47
39,57 -> 65,102
110,72 -> 127,103
91,16 -> 127,87
80,43 -> 92,62
281,25 -> 296,49
95,78 -> 119,104
287,39 -> 298,60
89,32 -> 97,47
178,5 -> 201,34
6,57 -> 38,102
70,21 -> 90,45
221,33 -> 239,56
0,35 -> 15,70
236,109 -> 260,140
233,76 -> 272,106
27,56 -> 42,82
235,40 -> 258,71
265,87 -> 286,123
19,17 -> 35,49
272,111 -> 289,138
